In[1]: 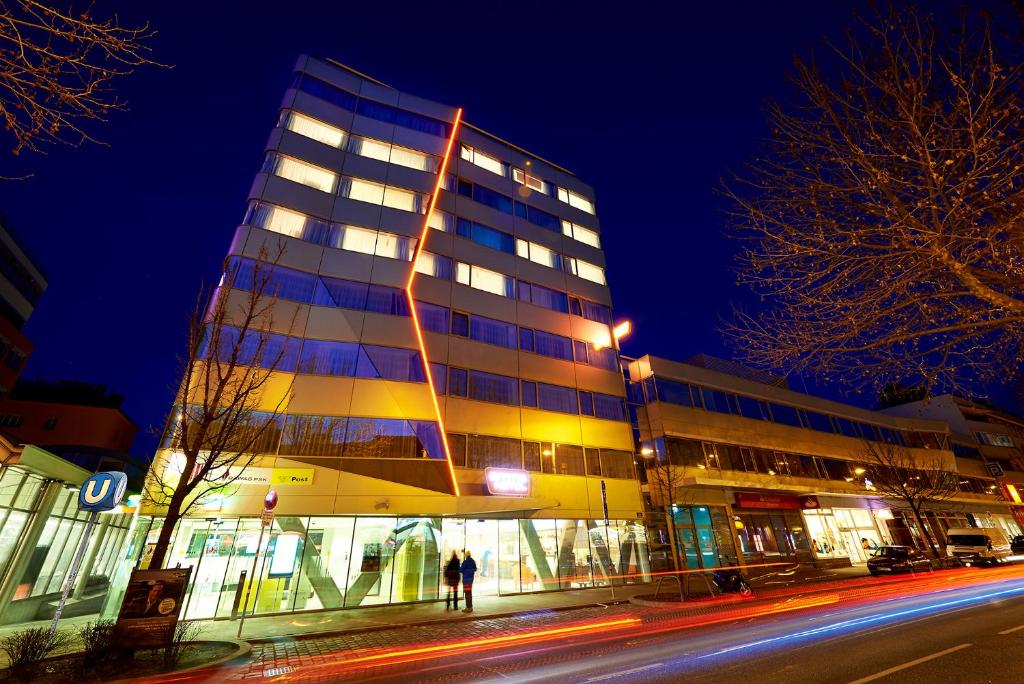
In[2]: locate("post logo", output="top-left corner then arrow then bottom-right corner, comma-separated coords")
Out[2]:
79,471 -> 128,512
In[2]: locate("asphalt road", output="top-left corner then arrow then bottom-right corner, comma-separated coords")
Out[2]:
348,569 -> 1024,683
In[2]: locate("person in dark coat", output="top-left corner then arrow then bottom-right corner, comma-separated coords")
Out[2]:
444,551 -> 461,610
461,550 -> 478,613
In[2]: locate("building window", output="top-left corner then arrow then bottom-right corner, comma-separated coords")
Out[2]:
467,434 -> 522,469
573,340 -> 589,364
460,144 -> 507,177
428,209 -> 454,232
557,186 -> 596,214
414,252 -> 453,281
521,381 -> 538,408
519,328 -> 535,352
447,433 -> 467,467
523,442 -> 542,471
448,368 -> 468,397
579,391 -> 595,416
263,153 -> 337,193
0,414 -> 22,427
282,110 -> 347,148
561,220 -> 601,248
455,263 -> 515,298
978,432 -> 1015,447
457,218 -> 515,254
512,167 -> 552,195
451,312 -> 470,337
568,258 -> 606,285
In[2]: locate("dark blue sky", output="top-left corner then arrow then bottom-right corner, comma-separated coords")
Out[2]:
0,1 -> 859,456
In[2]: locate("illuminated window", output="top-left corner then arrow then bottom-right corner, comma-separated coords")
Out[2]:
383,186 -> 425,213
571,259 -> 606,285
455,262 -> 513,297
561,220 -> 601,248
389,144 -> 436,172
342,177 -> 385,204
265,154 -> 337,193
515,238 -> 563,270
348,135 -> 391,162
557,187 -> 596,214
414,251 -> 452,280
340,225 -> 378,255
257,205 -> 307,238
339,177 -> 427,214
373,231 -> 414,260
460,144 -> 507,177
428,209 -> 454,232
283,111 -> 346,148
512,167 -> 552,195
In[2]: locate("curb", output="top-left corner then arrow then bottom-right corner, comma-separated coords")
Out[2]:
245,598 -> 635,644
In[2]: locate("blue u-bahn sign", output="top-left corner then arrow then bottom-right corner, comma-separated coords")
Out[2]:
79,471 -> 128,512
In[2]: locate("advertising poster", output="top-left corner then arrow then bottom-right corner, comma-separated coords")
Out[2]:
114,567 -> 192,647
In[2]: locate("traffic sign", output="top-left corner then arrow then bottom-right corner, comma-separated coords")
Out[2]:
984,461 -> 1005,478
79,471 -> 128,512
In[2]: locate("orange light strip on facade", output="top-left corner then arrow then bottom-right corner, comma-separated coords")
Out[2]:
406,107 -> 463,496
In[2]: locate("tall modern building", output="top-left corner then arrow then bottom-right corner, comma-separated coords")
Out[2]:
123,56 -> 649,621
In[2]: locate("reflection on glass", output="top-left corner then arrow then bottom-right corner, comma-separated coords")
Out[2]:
520,519 -> 558,592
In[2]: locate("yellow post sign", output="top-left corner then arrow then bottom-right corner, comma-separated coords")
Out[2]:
271,468 -> 314,485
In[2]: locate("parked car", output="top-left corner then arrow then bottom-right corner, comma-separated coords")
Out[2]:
1011,535 -> 1024,555
945,527 -> 1011,566
867,546 -> 933,576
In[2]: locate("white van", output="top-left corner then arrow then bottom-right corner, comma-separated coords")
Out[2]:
945,527 -> 1012,566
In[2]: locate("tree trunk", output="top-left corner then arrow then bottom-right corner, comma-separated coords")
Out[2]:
910,506 -> 940,559
664,508 -> 680,572
147,485 -> 188,570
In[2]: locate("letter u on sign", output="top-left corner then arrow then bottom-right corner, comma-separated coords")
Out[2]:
79,472 -> 128,512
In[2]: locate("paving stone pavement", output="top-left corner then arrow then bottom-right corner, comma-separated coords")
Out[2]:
231,604 -> 640,680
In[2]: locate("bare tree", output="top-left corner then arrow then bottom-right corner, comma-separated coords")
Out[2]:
641,446 -> 697,572
723,4 -> 1024,394
860,440 -> 960,558
0,0 -> 161,156
144,245 -> 296,570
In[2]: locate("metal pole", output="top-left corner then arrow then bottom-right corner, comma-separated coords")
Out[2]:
48,511 -> 99,638
236,520 -> 266,639
600,480 -> 615,599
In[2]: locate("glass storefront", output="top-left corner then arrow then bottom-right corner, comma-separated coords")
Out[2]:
734,511 -> 813,564
672,505 -> 739,569
0,467 -> 134,623
115,515 -> 651,620
802,508 -> 885,563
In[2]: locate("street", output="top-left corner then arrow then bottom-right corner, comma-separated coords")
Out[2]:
227,566 -> 1024,683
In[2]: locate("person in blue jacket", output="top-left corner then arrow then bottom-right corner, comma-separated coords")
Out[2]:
460,550 -> 478,613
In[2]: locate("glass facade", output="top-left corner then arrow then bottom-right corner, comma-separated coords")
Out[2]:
733,510 -> 813,564
0,467 -> 133,619
123,515 -> 650,620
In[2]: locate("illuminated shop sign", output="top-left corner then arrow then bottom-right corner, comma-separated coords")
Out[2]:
484,467 -> 531,497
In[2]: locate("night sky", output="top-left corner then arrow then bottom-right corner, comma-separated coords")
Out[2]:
0,1 -> 861,457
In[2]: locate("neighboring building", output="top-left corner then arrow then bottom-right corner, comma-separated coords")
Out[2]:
0,435 -> 135,624
122,56 -> 648,623
0,219 -> 47,397
628,355 -> 1021,570
0,380 -> 143,489
882,394 -> 1024,528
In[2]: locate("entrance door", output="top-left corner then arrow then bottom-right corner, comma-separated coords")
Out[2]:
464,519 -> 499,596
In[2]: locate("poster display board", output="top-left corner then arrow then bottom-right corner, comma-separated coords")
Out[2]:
114,567 -> 192,647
